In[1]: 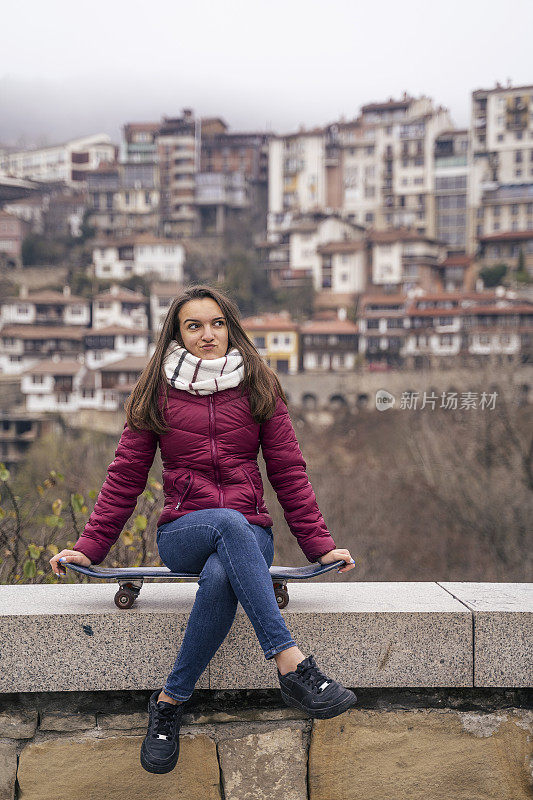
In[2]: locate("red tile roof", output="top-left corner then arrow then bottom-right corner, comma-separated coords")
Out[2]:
241,313 -> 297,332
409,304 -> 533,317
442,255 -> 474,266
94,288 -> 147,302
317,241 -> 365,254
360,294 -> 407,307
84,325 -> 150,337
3,290 -> 87,304
367,227 -> 437,244
23,359 -> 83,376
94,235 -> 184,248
1,325 -> 87,340
479,231 -> 533,242
99,356 -> 149,372
300,319 -> 358,334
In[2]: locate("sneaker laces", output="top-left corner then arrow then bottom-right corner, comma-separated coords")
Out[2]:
152,701 -> 180,740
294,655 -> 332,694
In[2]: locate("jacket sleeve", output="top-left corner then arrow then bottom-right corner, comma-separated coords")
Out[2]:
72,422 -> 158,565
259,397 -> 336,563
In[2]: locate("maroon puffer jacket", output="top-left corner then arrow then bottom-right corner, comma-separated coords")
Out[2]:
73,383 -> 336,565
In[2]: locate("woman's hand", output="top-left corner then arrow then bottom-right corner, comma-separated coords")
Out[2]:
49,549 -> 92,577
318,548 -> 356,573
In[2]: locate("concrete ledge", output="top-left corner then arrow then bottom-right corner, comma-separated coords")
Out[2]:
0,582 -> 531,693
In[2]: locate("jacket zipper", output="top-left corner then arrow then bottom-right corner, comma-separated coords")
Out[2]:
175,472 -> 193,510
208,395 -> 224,507
241,467 -> 260,515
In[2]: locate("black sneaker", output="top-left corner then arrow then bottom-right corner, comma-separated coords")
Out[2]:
278,654 -> 357,719
140,689 -> 184,774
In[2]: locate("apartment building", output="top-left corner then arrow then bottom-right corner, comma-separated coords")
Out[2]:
299,318 -> 359,371
0,210 -> 25,267
469,81 -> 533,263
21,358 -> 84,413
406,294 -> 533,368
0,135 -> 115,186
358,290 -> 533,369
267,95 -> 454,240
92,285 -> 149,330
83,325 -> 150,369
1,288 -> 90,328
358,294 -> 409,367
150,283 -> 180,335
241,312 -> 299,374
268,129 -> 326,230
256,212 -> 364,290
315,239 -> 367,295
198,127 -> 269,234
92,236 -> 185,281
0,326 -> 86,375
434,130 -> 469,251
158,110 -> 200,237
120,123 -> 160,164
367,228 -> 448,294
98,355 -> 149,407
86,162 -> 159,238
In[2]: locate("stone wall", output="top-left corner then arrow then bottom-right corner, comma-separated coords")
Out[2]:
1,689 -> 532,799
1,581 -> 531,798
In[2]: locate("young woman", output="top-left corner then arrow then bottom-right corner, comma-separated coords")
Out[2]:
49,285 -> 356,775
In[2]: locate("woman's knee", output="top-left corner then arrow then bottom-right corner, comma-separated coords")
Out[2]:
198,552 -> 235,597
208,508 -> 248,529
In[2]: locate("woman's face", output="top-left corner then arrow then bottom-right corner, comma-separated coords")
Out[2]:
177,297 -> 229,360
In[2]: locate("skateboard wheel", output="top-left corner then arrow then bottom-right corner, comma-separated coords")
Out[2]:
274,584 -> 289,609
115,588 -> 136,609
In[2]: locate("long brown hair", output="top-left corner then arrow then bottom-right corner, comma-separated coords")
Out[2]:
125,284 -> 287,433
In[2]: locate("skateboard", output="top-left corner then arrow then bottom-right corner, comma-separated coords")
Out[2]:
63,560 -> 348,610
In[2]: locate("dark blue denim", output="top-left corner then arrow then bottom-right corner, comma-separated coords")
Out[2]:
156,508 -> 297,702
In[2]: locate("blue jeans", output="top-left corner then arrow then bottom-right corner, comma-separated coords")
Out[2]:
156,508 -> 297,701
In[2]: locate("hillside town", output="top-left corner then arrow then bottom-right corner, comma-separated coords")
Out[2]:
1,82 -> 533,467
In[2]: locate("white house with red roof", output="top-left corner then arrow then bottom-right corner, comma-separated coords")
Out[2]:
92,284 -> 149,330
1,287 -> 90,327
92,236 -> 185,281
83,325 -> 151,369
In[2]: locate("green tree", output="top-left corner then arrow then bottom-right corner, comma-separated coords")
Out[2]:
516,248 -> 531,284
220,248 -> 275,316
479,262 -> 508,288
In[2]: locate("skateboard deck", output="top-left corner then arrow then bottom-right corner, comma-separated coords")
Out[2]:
63,560 -> 348,609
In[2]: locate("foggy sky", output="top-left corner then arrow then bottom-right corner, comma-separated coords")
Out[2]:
1,0 -> 532,147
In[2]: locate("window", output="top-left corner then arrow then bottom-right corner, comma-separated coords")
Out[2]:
32,375 -> 44,384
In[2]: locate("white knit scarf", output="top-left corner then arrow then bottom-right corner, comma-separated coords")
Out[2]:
162,343 -> 245,395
